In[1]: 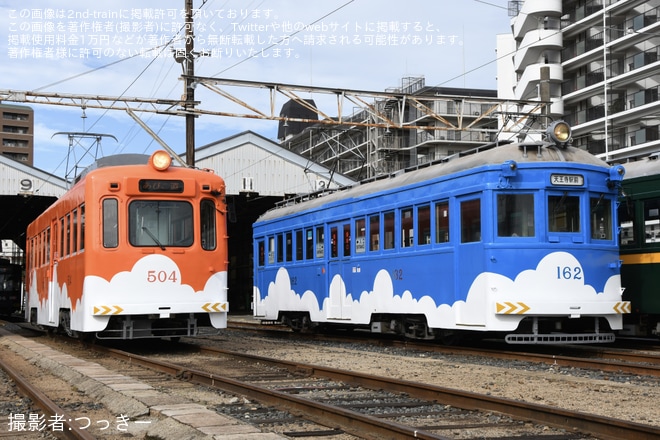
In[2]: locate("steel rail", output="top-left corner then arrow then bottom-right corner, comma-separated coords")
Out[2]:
0,356 -> 96,440
102,346 -> 448,440
103,343 -> 660,440
227,322 -> 660,377
204,346 -> 660,440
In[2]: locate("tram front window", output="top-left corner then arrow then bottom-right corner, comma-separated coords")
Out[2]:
590,195 -> 612,240
129,200 -> 193,247
497,194 -> 535,237
548,193 -> 580,233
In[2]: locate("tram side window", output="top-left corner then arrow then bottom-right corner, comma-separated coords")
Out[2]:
401,208 -> 413,247
268,236 -> 275,264
590,196 -> 612,240
65,213 -> 71,256
418,205 -> 430,245
46,227 -> 50,264
29,238 -> 34,270
276,234 -> 283,262
330,226 -> 338,258
343,224 -> 351,257
305,228 -> 314,259
384,211 -> 395,249
80,204 -> 85,252
72,209 -> 78,253
497,194 -> 535,237
369,215 -> 380,251
316,227 -> 324,258
296,230 -> 303,260
355,218 -> 366,253
461,199 -> 481,243
36,233 -> 41,267
618,200 -> 636,246
59,217 -> 65,256
40,232 -> 45,266
258,240 -> 265,266
103,199 -> 119,248
548,193 -> 580,232
201,199 -> 217,250
285,232 -> 293,262
435,201 -> 449,243
644,199 -> 660,243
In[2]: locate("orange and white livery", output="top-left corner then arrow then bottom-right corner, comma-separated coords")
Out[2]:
25,151 -> 228,339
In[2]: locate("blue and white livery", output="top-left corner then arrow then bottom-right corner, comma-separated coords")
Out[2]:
253,122 -> 629,343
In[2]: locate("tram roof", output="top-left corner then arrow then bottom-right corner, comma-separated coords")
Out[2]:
258,141 -> 611,222
619,152 -> 660,180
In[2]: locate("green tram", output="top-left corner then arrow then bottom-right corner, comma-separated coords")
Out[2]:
619,152 -> 660,338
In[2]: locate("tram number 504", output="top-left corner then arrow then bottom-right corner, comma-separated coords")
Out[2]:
556,266 -> 582,280
147,270 -> 178,283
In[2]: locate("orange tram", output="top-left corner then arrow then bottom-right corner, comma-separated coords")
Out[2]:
25,151 -> 229,339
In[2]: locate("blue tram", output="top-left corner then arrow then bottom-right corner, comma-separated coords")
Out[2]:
253,122 -> 629,344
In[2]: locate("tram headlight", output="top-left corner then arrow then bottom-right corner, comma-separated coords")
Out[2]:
547,121 -> 572,147
150,150 -> 172,171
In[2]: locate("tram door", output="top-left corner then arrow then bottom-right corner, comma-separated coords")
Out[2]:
455,196 -> 486,326
327,222 -> 352,320
47,218 -> 58,324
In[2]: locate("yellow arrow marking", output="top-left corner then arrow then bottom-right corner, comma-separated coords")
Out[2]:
496,302 -> 530,314
517,303 -> 530,314
94,305 -> 124,315
613,301 -> 631,314
202,303 -> 227,313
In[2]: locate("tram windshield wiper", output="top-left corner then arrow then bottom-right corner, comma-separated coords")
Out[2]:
142,226 -> 166,250
591,193 -> 604,213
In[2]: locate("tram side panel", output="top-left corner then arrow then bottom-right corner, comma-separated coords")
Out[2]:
253,149 -> 628,342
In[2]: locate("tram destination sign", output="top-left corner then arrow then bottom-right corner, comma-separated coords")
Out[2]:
139,179 -> 184,193
550,174 -> 584,186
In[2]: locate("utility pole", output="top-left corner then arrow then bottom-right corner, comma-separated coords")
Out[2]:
540,66 -> 550,121
184,0 -> 196,166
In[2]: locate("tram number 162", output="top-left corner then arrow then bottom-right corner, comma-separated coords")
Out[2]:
147,270 -> 178,283
556,266 -> 582,280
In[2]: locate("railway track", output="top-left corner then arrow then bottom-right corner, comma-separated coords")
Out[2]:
228,320 -> 660,378
0,354 -> 92,440
99,340 -> 657,439
1,321 -> 659,439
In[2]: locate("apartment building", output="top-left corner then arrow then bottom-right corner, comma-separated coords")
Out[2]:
0,103 -> 33,166
502,0 -> 660,161
279,77 -> 510,181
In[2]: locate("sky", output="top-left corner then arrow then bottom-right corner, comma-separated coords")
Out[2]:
0,0 -> 513,178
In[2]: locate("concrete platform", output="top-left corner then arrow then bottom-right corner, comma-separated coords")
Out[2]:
0,328 -> 286,439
